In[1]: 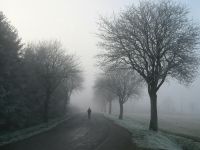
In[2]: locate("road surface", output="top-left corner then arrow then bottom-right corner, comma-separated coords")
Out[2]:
1,113 -> 136,150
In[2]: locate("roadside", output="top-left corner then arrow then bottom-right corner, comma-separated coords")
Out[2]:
105,114 -> 200,150
0,105 -> 81,146
0,115 -> 71,146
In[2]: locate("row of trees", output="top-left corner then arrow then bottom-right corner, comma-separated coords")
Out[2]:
96,0 -> 200,131
0,12 -> 83,131
94,69 -> 142,119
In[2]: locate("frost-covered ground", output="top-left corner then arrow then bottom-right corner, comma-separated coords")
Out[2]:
0,115 -> 70,146
105,114 -> 200,150
125,113 -> 200,139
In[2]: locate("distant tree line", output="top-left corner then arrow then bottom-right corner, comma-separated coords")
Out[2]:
0,12 -> 83,131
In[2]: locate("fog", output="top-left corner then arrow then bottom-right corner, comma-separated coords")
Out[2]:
2,0 -> 200,115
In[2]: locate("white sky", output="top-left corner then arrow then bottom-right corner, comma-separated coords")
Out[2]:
1,0 -> 200,111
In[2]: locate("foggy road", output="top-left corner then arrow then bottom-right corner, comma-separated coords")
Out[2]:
0,113 -> 135,150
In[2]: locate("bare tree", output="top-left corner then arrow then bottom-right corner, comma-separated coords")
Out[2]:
97,1 -> 200,130
94,76 -> 116,114
24,41 -> 81,122
105,70 -> 141,119
62,67 -> 83,113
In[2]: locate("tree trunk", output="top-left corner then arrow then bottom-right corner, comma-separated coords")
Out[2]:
109,100 -> 112,114
104,105 -> 107,113
119,101 -> 123,120
103,100 -> 107,113
44,93 -> 50,123
63,94 -> 70,114
63,98 -> 67,115
148,89 -> 158,131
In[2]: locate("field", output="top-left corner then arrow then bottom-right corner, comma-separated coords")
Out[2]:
125,113 -> 200,140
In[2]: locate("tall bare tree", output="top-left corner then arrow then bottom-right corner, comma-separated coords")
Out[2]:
24,41 -> 81,122
97,1 -> 200,130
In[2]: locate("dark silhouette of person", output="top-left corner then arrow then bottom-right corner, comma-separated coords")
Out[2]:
87,107 -> 91,119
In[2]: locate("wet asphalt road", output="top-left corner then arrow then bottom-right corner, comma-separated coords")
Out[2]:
1,113 -> 136,150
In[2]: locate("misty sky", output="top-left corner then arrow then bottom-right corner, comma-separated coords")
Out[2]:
1,0 -> 200,112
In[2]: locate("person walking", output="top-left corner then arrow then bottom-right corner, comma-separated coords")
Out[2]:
87,107 -> 91,119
